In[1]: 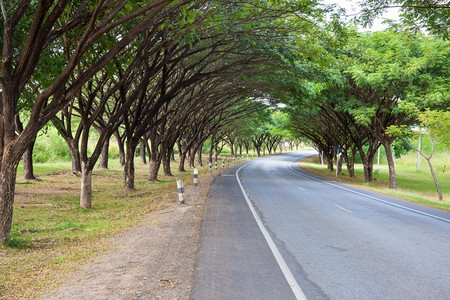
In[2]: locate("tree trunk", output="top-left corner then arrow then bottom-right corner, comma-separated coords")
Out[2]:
326,156 -> 334,171
208,144 -> 214,163
163,148 -> 173,176
188,148 -> 195,168
197,145 -> 203,166
425,157 -> 443,201
22,139 -> 36,180
342,150 -> 355,178
140,139 -> 147,164
97,138 -> 109,169
362,156 -> 374,182
67,139 -> 82,174
178,151 -> 187,172
114,131 -> 125,167
124,141 -> 137,189
188,148 -> 196,168
0,159 -> 20,242
148,156 -> 162,182
80,161 -> 93,209
383,142 -> 397,189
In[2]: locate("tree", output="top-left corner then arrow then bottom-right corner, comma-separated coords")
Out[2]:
358,0 -> 450,39
388,110 -> 449,201
0,0 -> 193,242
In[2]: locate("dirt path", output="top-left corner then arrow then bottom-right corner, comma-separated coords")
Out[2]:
42,177 -> 212,300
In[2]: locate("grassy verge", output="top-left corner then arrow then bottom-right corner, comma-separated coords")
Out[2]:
0,158 -> 220,299
299,153 -> 450,211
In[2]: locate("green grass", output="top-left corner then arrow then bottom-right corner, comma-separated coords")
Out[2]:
1,157 -> 219,299
300,151 -> 450,211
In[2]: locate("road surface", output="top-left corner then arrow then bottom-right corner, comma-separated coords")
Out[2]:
191,151 -> 450,299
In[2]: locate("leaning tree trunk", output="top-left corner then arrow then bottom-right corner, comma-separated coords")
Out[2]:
383,142 -> 397,189
97,138 -> 109,169
22,139 -> 36,180
425,157 -> 443,201
80,160 -> 93,209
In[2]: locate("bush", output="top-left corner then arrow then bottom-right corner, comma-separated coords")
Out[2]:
33,128 -> 71,163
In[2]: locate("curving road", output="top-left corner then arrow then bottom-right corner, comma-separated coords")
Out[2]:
191,151 -> 450,300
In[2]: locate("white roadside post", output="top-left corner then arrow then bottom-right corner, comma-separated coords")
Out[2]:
215,160 -> 217,170
227,158 -> 229,166
209,162 -> 212,174
233,157 -> 235,164
177,180 -> 185,203
193,168 -> 198,187
222,159 -> 225,168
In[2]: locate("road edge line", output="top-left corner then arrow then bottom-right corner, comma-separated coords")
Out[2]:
236,164 -> 307,300
288,162 -> 450,224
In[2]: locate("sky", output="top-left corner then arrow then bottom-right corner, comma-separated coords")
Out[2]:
322,0 -> 400,31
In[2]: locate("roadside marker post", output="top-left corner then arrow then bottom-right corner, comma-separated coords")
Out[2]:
209,162 -> 212,174
215,160 -> 217,170
193,168 -> 198,186
222,160 -> 225,168
227,158 -> 229,166
177,180 -> 185,203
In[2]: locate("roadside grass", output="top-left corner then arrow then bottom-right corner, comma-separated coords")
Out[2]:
299,152 -> 450,211
0,157 -> 220,299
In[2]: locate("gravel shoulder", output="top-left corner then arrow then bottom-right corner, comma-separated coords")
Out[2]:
42,176 -> 213,300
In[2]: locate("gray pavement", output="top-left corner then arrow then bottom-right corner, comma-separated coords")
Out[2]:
192,152 -> 450,299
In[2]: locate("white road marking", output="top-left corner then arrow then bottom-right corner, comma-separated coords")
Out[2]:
236,165 -> 307,300
288,162 -> 450,224
282,177 -> 287,181
335,204 -> 352,214
298,186 -> 306,191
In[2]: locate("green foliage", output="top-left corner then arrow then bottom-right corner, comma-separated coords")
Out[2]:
33,129 -> 71,163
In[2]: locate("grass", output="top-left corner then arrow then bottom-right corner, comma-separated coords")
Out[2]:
299,151 -> 450,211
0,157 -> 221,299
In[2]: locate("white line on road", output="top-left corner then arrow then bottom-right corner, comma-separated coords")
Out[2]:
298,186 -> 306,191
236,165 -> 307,300
282,177 -> 287,181
288,162 -> 450,224
335,204 -> 352,214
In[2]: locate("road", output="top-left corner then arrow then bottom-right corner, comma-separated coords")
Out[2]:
191,151 -> 450,300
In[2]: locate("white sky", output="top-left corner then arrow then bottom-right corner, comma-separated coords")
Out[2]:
322,0 -> 400,31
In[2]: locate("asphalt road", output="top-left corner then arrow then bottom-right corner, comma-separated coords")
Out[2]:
191,151 -> 450,300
